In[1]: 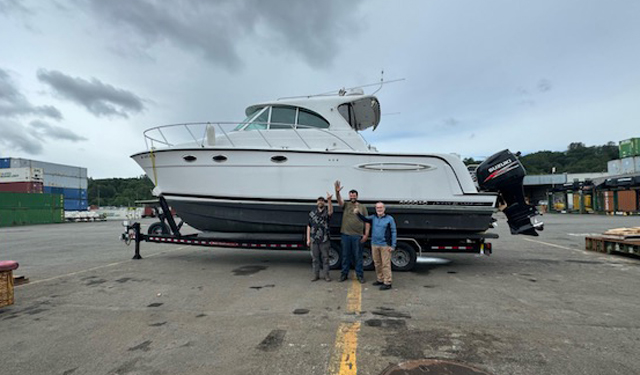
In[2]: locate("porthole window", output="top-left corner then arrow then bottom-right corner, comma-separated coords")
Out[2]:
270,155 -> 288,163
212,155 -> 228,162
183,155 -> 197,162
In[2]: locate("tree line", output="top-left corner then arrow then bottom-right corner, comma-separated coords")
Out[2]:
88,142 -> 619,207
88,176 -> 155,207
464,142 -> 619,174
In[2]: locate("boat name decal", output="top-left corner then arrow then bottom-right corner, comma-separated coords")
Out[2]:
399,200 -> 492,206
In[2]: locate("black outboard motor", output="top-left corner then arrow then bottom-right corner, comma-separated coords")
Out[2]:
476,149 -> 543,236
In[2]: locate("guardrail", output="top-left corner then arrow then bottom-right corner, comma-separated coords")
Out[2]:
142,122 -> 361,151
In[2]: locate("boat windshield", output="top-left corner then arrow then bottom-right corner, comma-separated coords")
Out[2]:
234,105 -> 329,131
234,107 -> 266,131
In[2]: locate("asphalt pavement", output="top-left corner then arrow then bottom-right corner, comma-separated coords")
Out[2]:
1,214 -> 639,375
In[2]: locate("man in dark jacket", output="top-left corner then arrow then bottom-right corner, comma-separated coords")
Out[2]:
355,202 -> 396,290
307,193 -> 333,281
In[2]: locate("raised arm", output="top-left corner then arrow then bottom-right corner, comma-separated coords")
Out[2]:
334,180 -> 344,207
326,192 -> 333,216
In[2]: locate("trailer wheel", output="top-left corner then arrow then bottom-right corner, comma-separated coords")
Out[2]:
362,245 -> 375,271
148,222 -> 169,235
391,242 -> 417,272
329,241 -> 343,270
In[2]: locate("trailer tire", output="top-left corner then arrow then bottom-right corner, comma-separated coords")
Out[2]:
362,245 -> 375,271
148,222 -> 169,235
391,242 -> 417,272
329,241 -> 343,270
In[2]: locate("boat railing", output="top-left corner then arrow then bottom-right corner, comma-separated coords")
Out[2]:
142,122 -> 359,151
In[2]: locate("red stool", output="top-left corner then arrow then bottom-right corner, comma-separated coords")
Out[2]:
0,261 -> 19,308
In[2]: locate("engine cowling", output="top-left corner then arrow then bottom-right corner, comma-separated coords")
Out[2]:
476,149 -> 543,236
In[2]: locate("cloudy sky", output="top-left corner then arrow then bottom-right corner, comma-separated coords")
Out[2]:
1,0 -> 639,178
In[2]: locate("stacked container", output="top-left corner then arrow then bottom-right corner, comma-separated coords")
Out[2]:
0,192 -> 64,227
0,167 -> 44,193
619,138 -> 640,159
0,158 -> 88,211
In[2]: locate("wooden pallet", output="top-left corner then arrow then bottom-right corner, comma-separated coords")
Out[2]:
586,236 -> 640,256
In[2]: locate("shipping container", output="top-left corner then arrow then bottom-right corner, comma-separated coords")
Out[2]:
617,190 -> 638,212
619,138 -> 640,158
43,186 -> 87,199
0,167 -> 44,183
607,159 -> 622,175
43,174 -> 88,189
64,198 -> 88,211
0,181 -> 44,193
0,192 -> 64,227
603,191 -> 615,212
620,157 -> 637,174
0,158 -> 10,169
8,158 -> 87,178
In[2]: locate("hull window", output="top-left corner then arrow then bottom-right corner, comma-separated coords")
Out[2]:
212,155 -> 228,162
183,155 -> 197,162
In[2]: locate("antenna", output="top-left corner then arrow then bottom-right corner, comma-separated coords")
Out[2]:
372,70 -> 384,95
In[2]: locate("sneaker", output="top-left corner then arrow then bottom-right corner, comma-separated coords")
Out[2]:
379,284 -> 392,290
311,275 -> 320,282
357,276 -> 365,284
339,274 -> 348,282
324,276 -> 332,282
372,280 -> 384,286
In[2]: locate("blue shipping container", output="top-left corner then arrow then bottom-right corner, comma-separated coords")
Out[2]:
44,187 -> 87,200
0,158 -> 10,169
64,198 -> 88,211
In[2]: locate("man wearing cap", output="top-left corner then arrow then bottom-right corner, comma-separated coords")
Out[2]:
334,181 -> 369,283
307,193 -> 334,282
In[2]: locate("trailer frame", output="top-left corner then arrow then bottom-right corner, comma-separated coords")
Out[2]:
121,196 -> 498,271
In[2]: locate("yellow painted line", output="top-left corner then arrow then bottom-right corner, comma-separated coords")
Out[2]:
346,277 -> 362,314
329,277 -> 362,375
16,245 -> 189,288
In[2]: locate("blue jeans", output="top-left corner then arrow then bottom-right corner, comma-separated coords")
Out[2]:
341,234 -> 364,277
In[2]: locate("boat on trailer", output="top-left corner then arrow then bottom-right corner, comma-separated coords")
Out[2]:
131,89 -> 541,237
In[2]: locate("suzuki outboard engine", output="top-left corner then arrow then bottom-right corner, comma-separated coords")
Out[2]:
476,149 -> 543,236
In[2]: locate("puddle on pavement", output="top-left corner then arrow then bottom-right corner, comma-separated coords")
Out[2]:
232,265 -> 268,276
257,329 -> 286,351
380,359 -> 493,375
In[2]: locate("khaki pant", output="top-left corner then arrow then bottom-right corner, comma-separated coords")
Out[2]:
372,245 -> 392,285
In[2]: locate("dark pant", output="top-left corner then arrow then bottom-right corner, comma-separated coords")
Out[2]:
311,240 -> 331,277
341,234 -> 363,277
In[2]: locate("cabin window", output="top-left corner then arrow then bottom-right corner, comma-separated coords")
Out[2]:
244,108 -> 269,131
338,104 -> 356,128
269,106 -> 297,129
297,109 -> 329,129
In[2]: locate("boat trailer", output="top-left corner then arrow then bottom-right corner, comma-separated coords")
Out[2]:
121,197 -> 496,271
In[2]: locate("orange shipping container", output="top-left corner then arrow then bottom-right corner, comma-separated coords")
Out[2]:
617,190 -> 638,212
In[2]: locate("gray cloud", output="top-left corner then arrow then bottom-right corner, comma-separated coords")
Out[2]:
537,78 -> 552,92
0,119 -> 43,154
82,0 -> 363,71
37,69 -> 145,118
0,68 -> 63,120
29,120 -> 87,142
0,0 -> 33,16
